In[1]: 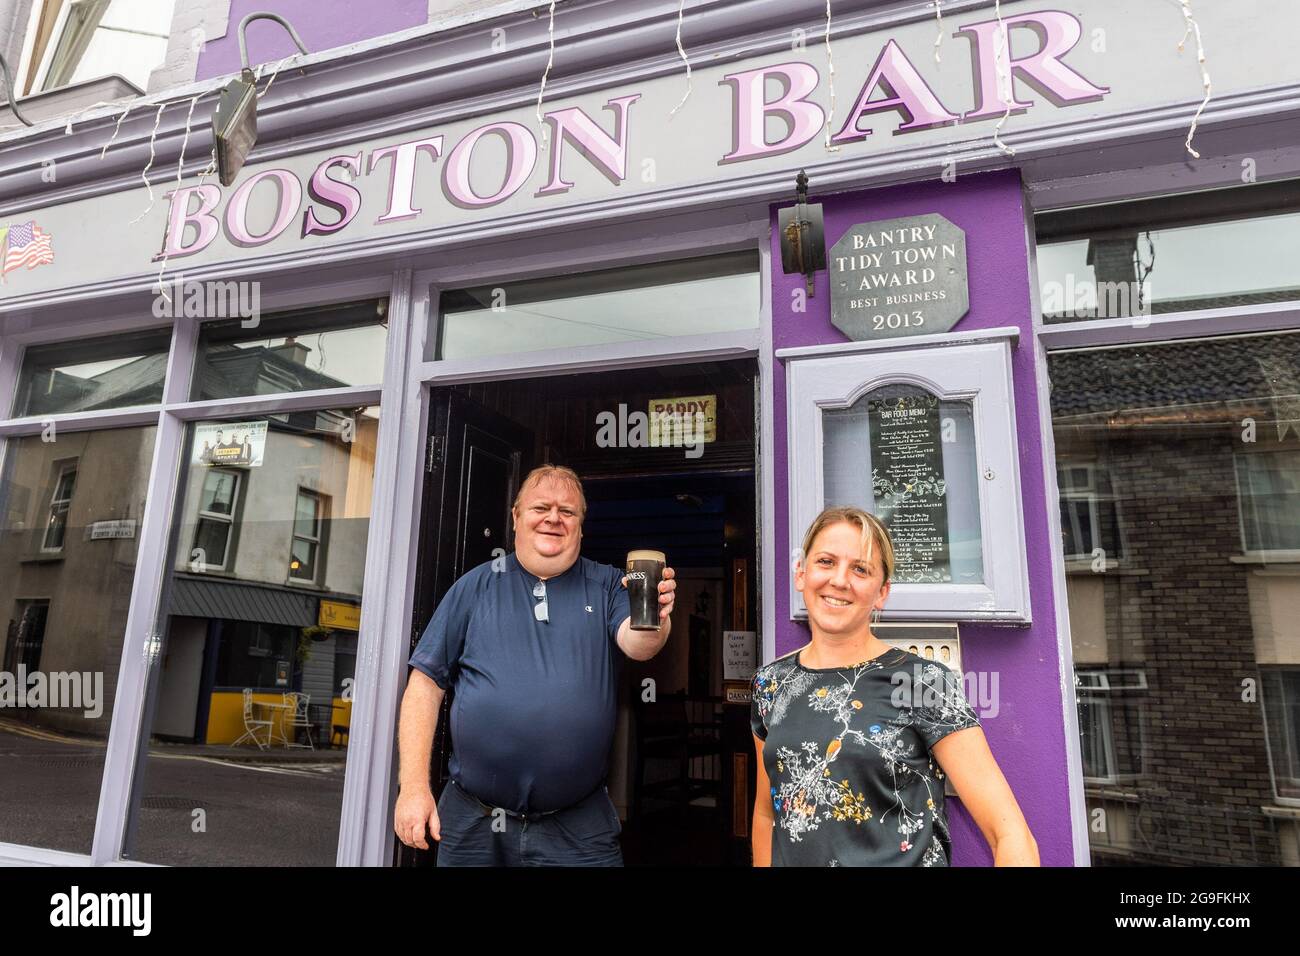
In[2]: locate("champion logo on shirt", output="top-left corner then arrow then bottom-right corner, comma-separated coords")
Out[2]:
585,605 -> 593,612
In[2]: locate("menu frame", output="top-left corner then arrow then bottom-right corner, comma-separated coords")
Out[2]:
781,329 -> 1030,623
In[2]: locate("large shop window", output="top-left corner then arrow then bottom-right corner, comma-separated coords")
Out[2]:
12,327 -> 171,418
0,426 -> 156,855
1037,181 -> 1300,323
192,301 -> 388,400
434,251 -> 760,361
1048,330 -> 1300,865
127,405 -> 379,866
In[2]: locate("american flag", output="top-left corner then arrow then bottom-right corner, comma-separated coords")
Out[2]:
2,221 -> 55,277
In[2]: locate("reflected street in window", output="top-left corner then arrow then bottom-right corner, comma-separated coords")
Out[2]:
0,426 -> 156,854
1050,332 -> 1300,865
127,406 -> 379,865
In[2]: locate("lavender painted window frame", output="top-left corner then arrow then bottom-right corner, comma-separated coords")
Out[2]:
0,206 -> 779,867
1026,164 -> 1300,863
0,0 -> 1295,867
0,270 -> 400,867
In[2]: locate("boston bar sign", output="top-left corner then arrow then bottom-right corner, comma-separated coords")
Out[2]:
151,10 -> 1105,265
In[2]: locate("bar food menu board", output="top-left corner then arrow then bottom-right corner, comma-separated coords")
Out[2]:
868,391 -> 952,582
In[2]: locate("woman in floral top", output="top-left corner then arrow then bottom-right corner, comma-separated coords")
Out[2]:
751,506 -> 1038,867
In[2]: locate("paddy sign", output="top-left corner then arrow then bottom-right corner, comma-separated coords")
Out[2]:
649,394 -> 717,447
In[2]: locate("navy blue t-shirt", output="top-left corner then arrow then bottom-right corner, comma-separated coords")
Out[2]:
409,552 -> 631,813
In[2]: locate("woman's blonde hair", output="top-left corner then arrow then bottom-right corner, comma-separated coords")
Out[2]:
799,505 -> 895,582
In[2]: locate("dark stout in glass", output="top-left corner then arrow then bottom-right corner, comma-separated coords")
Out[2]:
626,549 -> 666,630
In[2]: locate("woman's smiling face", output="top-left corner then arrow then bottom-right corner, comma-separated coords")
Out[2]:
797,520 -> 891,635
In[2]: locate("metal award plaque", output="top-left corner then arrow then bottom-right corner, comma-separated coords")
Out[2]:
829,213 -> 969,341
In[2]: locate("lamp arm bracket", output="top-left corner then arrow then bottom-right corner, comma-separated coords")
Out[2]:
237,12 -> 311,71
0,52 -> 33,127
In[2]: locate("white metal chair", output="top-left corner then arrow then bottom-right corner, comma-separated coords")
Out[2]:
231,688 -> 274,750
284,691 -> 315,750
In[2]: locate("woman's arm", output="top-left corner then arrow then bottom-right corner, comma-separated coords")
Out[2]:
931,726 -> 1040,866
751,733 -> 774,867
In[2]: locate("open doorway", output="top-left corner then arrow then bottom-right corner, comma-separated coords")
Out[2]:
403,357 -> 760,866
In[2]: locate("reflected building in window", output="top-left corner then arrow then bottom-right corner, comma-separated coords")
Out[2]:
0,425 -> 155,854
156,348 -> 378,753
1050,332 -> 1300,866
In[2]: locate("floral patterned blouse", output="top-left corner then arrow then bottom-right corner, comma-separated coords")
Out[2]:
751,646 -> 980,866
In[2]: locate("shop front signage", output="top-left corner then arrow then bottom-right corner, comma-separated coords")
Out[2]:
193,420 -> 268,467
87,519 -> 136,540
723,629 -> 758,681
3,0 -> 1288,304
152,6 -> 1108,269
319,599 -> 361,631
649,393 -> 717,446
830,214 -> 968,340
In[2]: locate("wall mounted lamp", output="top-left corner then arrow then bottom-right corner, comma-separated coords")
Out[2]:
213,12 -> 310,186
777,170 -> 827,296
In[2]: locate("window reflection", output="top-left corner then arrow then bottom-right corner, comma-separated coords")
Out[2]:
436,252 -> 760,361
0,426 -> 155,855
37,0 -> 177,93
1050,332 -> 1300,865
1236,451 -> 1300,553
13,328 -> 171,418
128,406 -> 379,865
192,301 -> 388,401
1037,194 -> 1300,323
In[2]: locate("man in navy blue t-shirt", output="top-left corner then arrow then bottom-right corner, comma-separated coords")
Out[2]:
394,464 -> 675,866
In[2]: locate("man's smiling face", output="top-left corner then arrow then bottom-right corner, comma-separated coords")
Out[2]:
512,474 -> 584,577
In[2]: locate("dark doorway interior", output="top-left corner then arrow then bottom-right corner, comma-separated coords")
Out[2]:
402,358 -> 760,867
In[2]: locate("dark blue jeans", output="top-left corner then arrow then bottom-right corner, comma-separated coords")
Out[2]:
434,778 -> 624,867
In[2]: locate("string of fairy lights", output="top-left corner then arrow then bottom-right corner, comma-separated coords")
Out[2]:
669,0 -> 693,118
1177,0 -> 1211,159
934,0 -> 945,63
536,0 -> 557,147
823,1 -> 840,152
0,0 -> 1218,297
990,0 -> 1016,156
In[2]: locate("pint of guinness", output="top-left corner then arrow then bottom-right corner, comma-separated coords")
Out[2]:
625,549 -> 666,630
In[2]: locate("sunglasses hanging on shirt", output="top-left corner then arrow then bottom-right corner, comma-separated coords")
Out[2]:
533,581 -> 548,623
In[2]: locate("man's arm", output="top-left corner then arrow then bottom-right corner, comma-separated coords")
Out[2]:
615,612 -> 671,661
394,669 -> 445,849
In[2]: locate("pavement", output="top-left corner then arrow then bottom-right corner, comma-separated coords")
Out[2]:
0,715 -> 349,865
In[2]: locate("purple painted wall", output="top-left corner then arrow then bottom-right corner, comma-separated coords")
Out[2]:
196,0 -> 428,81
769,169 -> 1076,866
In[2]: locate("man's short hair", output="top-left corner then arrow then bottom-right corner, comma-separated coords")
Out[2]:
513,464 -> 587,520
